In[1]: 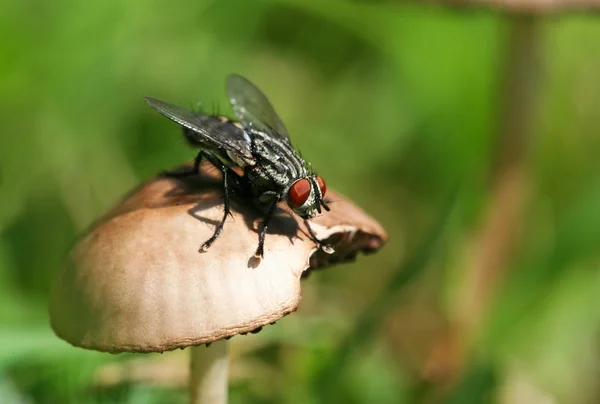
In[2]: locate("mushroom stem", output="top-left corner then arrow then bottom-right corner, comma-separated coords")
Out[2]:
190,341 -> 229,404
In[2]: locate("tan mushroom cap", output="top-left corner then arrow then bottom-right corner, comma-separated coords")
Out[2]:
49,163 -> 387,353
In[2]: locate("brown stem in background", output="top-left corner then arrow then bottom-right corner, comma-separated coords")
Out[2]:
425,0 -> 600,13
421,14 -> 542,395
493,14 -> 541,180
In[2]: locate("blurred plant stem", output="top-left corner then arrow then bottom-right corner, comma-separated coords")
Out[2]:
421,13 -> 543,397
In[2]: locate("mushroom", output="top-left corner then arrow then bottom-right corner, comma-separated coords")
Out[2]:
49,162 -> 387,403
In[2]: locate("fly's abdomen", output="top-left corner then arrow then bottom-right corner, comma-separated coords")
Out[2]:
183,116 -> 243,146
181,116 -> 254,169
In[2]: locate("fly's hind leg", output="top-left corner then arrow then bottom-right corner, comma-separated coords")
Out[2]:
162,150 -> 203,178
199,152 -> 240,252
304,219 -> 335,254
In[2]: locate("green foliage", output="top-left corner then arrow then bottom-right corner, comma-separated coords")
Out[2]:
1,0 -> 600,403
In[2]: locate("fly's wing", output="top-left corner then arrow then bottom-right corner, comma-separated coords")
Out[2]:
226,74 -> 289,140
144,97 -> 254,162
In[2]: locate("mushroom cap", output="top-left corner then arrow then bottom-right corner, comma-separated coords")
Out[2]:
49,163 -> 387,353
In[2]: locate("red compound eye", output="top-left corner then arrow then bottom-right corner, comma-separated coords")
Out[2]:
316,176 -> 326,198
287,178 -> 311,209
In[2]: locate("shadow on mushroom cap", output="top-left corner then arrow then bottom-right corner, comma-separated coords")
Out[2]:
49,162 -> 387,353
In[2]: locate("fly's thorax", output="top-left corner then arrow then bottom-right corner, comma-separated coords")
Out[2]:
252,130 -> 305,178
244,165 -> 289,201
245,134 -> 304,196
286,175 -> 327,219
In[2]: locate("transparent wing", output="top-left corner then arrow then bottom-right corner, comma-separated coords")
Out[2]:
226,74 -> 289,139
145,97 -> 254,161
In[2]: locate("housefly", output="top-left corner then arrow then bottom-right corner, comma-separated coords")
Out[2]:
144,74 -> 333,259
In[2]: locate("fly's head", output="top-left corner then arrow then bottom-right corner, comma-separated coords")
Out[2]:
286,175 -> 329,219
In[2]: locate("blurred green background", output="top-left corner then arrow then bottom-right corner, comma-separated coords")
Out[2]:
2,0 -> 600,403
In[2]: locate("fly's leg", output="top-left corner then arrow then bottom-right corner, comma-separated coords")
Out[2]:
162,150 -> 203,178
254,199 -> 280,259
304,219 -> 335,254
199,152 -> 240,252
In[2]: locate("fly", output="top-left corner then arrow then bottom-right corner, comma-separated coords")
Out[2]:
144,74 -> 333,259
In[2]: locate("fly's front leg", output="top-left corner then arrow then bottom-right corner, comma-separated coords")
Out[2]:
199,152 -> 240,252
254,199 -> 280,259
304,219 -> 335,254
